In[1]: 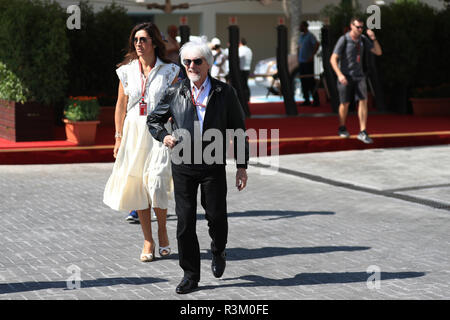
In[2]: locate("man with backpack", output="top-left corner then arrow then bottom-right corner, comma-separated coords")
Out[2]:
330,17 -> 382,144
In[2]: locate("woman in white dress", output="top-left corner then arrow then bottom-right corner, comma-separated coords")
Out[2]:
103,22 -> 179,262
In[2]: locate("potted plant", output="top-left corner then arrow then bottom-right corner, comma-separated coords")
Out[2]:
410,83 -> 450,116
63,96 -> 100,145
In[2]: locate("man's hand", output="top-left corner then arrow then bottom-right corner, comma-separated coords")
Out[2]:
367,29 -> 382,55
236,168 -> 248,191
163,135 -> 177,149
338,74 -> 348,86
366,29 -> 376,41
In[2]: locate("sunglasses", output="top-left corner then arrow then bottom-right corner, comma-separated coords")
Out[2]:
134,37 -> 150,44
182,58 -> 203,66
353,24 -> 364,29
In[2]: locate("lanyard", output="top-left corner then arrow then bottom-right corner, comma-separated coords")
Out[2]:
191,86 -> 207,108
355,40 -> 361,63
139,60 -> 150,103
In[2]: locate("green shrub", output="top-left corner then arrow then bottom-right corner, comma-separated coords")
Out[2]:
434,5 -> 450,87
377,1 -> 437,89
0,0 -> 69,105
64,96 -> 100,121
321,1 -> 364,49
65,1 -> 97,98
95,2 -> 133,99
66,1 -> 132,101
0,62 -> 29,103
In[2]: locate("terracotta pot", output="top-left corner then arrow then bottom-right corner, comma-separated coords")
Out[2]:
63,119 -> 100,145
410,98 -> 450,116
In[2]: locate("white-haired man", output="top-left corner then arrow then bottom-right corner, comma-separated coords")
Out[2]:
147,41 -> 249,294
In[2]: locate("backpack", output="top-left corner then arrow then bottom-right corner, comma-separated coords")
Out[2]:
342,34 -> 371,76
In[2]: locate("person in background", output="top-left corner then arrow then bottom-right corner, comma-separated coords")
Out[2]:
238,38 -> 252,102
330,17 -> 382,144
210,37 -> 227,82
297,21 -> 320,106
125,210 -> 139,222
165,24 -> 180,65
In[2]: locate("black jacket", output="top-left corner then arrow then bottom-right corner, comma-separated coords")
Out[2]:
147,77 -> 249,169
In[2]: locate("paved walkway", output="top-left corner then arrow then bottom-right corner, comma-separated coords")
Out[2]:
0,145 -> 449,300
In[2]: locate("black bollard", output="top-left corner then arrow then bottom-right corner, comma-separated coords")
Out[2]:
321,26 -> 340,113
178,25 -> 190,79
228,25 -> 250,117
276,25 -> 297,116
179,25 -> 190,47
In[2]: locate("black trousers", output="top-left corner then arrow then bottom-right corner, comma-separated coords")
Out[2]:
299,62 -> 319,103
172,164 -> 228,282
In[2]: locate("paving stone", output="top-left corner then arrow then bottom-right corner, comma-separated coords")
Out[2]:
0,145 -> 449,300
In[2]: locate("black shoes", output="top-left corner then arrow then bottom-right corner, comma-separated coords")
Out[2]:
176,278 -> 198,294
301,100 -> 320,106
338,126 -> 350,138
211,251 -> 226,278
175,250 -> 226,294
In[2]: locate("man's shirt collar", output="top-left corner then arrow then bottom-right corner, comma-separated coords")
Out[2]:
190,76 -> 211,93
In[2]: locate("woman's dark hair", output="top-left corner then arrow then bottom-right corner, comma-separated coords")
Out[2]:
117,22 -> 170,67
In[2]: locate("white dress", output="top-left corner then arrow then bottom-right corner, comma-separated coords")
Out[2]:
103,58 -> 179,211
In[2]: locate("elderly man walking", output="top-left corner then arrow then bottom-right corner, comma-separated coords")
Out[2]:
147,41 -> 249,294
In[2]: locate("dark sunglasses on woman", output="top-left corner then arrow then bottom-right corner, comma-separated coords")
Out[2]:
134,37 -> 150,44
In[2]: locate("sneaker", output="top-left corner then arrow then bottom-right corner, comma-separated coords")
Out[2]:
125,210 -> 139,222
338,126 -> 350,138
357,130 -> 374,144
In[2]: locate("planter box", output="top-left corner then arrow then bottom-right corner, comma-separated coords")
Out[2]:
0,99 -> 54,142
98,106 -> 115,127
411,98 -> 450,116
63,119 -> 100,145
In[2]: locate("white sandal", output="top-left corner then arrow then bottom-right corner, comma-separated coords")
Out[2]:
159,246 -> 171,257
140,247 -> 155,262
